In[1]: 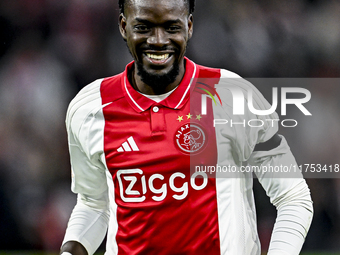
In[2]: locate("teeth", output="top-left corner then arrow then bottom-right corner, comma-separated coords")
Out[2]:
146,53 -> 170,60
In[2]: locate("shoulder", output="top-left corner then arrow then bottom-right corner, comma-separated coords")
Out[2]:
66,79 -> 104,135
196,63 -> 241,79
66,72 -> 125,136
196,64 -> 252,95
214,68 -> 269,110
202,65 -> 279,122
217,68 -> 257,95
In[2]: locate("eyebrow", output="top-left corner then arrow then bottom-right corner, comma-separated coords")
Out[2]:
135,18 -> 183,24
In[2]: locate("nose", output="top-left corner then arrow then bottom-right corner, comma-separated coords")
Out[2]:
146,27 -> 170,47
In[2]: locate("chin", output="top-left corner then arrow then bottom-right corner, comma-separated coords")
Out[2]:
137,60 -> 180,90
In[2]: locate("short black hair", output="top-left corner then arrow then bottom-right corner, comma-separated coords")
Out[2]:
119,0 -> 196,15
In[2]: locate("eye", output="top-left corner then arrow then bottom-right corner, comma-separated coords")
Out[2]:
167,26 -> 181,33
134,25 -> 150,33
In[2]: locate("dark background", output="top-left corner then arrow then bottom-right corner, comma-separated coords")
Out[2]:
0,0 -> 339,253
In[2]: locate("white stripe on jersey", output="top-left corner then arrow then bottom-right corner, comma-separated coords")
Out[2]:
124,76 -> 144,111
175,62 -> 197,109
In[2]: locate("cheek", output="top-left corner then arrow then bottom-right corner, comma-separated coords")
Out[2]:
174,32 -> 189,48
127,35 -> 145,53
176,37 -> 188,53
126,39 -> 138,57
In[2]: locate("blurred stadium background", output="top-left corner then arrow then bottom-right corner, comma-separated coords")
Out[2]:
0,0 -> 340,254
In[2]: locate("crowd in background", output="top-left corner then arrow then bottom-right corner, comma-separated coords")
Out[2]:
0,0 -> 339,252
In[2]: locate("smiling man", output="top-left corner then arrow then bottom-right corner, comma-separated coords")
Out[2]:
60,0 -> 313,255
120,0 -> 193,95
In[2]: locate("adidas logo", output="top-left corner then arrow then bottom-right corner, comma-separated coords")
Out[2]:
117,136 -> 139,152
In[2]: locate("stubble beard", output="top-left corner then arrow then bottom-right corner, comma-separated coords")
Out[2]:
136,60 -> 180,95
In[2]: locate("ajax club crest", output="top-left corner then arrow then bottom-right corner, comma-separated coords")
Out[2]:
175,123 -> 206,154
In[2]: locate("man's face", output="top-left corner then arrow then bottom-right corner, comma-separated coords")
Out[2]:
119,0 -> 193,89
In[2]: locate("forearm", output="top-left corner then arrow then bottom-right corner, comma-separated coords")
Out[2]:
250,136 -> 313,254
61,195 -> 110,255
267,182 -> 313,255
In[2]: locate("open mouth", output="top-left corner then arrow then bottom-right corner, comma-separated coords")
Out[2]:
145,53 -> 172,64
146,53 -> 170,60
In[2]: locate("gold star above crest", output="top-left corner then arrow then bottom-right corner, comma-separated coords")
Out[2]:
196,114 -> 202,121
186,113 -> 192,119
177,116 -> 184,122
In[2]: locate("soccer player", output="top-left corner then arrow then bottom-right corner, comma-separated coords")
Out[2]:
60,0 -> 313,254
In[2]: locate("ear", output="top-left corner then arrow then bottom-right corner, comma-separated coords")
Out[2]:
119,14 -> 127,41
187,14 -> 194,40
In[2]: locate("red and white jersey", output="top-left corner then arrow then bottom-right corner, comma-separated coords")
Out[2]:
64,58 -> 312,255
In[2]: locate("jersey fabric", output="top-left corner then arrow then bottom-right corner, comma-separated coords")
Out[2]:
63,58 -> 313,255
